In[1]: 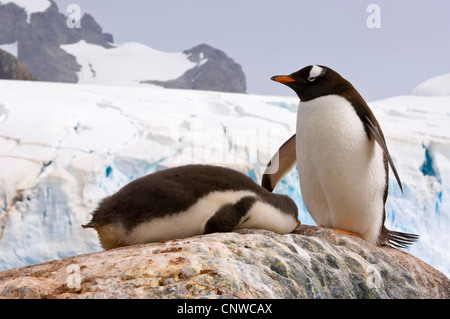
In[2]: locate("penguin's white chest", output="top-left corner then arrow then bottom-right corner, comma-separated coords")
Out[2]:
296,95 -> 385,244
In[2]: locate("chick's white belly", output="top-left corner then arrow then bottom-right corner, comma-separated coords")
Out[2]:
127,190 -> 255,244
296,95 -> 385,243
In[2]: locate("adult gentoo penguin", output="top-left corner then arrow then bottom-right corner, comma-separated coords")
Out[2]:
83,164 -> 299,249
262,65 -> 418,248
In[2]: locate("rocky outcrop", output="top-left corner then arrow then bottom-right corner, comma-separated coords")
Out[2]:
0,225 -> 447,299
0,49 -> 36,80
142,44 -> 247,93
0,0 -> 112,83
77,14 -> 114,49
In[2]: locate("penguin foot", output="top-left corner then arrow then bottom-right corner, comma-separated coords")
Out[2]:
319,226 -> 363,239
331,228 -> 363,239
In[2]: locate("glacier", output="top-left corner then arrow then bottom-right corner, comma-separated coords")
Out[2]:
0,78 -> 449,277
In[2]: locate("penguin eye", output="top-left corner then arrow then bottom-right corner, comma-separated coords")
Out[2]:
308,77 -> 316,82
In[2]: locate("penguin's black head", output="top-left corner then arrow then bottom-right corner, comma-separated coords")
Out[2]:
271,65 -> 352,101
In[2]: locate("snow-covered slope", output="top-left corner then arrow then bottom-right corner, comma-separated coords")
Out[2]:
60,41 -> 197,86
0,41 -> 17,58
59,41 -> 246,92
0,79 -> 449,277
412,73 -> 450,97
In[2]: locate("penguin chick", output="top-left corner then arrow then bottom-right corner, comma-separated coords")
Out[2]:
263,65 -> 418,248
83,164 -> 299,249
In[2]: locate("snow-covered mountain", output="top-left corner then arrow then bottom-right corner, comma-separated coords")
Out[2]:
412,73 -> 450,97
0,0 -> 246,92
0,74 -> 449,277
59,41 -> 247,93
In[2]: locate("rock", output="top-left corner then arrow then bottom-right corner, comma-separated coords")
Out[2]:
0,49 -> 36,80
0,225 -> 447,299
142,44 -> 247,93
79,14 -> 114,49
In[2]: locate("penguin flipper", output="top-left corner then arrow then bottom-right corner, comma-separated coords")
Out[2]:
261,134 -> 297,192
364,116 -> 403,192
203,196 -> 256,233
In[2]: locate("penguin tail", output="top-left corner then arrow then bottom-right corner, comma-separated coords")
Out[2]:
381,226 -> 419,249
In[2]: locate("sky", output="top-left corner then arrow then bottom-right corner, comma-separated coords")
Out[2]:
53,0 -> 450,101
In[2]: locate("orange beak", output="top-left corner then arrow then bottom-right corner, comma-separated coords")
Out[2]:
271,75 -> 295,84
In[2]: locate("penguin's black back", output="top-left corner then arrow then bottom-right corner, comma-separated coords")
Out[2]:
84,164 -> 296,231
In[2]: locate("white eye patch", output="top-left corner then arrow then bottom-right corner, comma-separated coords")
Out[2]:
308,65 -> 323,81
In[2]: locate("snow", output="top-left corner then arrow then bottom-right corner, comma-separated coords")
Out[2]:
0,78 -> 449,277
60,41 -> 197,86
0,41 -> 18,58
198,52 -> 208,67
0,0 -> 51,23
412,73 -> 450,96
